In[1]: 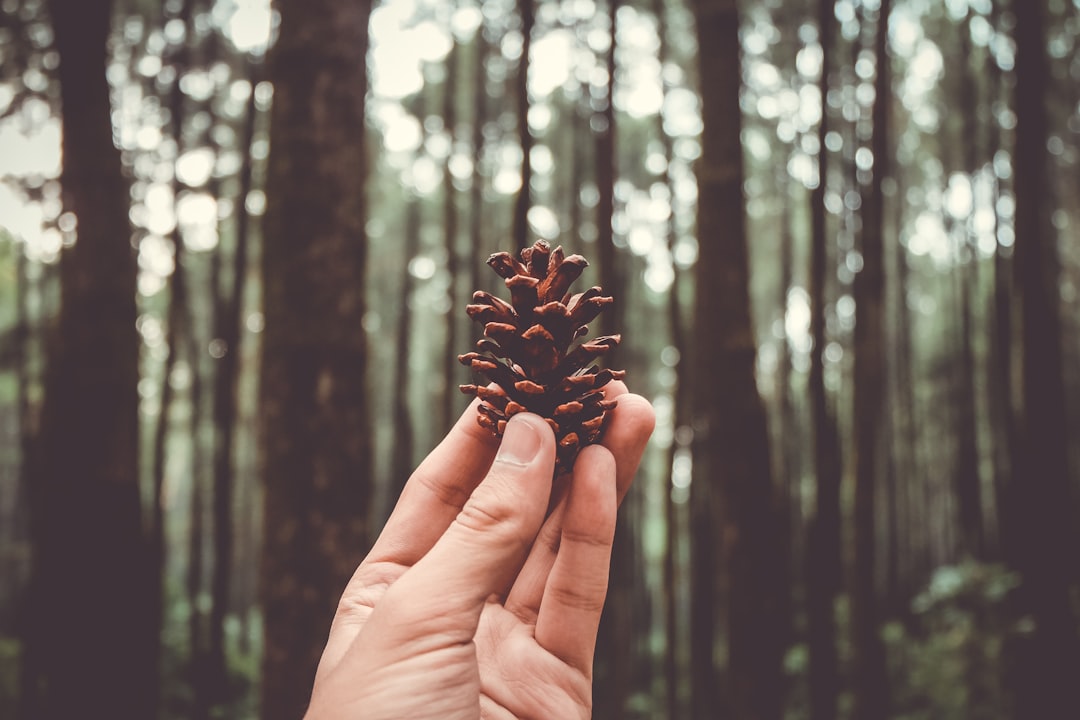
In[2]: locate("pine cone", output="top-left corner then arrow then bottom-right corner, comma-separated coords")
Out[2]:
459,239 -> 625,475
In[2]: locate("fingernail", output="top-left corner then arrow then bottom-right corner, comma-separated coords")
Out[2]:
496,415 -> 542,466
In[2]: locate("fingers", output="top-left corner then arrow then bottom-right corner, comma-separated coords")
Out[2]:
357,414 -> 556,647
534,445 -> 617,675
365,397 -> 501,566
365,380 -> 637,569
504,392 -> 655,618
601,392 -> 655,504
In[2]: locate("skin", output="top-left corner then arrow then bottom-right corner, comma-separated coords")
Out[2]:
305,381 -> 655,719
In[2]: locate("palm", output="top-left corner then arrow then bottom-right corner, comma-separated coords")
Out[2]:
476,602 -> 591,720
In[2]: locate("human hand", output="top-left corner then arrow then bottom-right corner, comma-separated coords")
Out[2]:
305,381 -> 655,719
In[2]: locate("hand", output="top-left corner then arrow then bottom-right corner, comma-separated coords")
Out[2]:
305,381 -> 655,719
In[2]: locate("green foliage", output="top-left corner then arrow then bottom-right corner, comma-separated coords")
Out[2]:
0,636 -> 19,718
887,563 -> 1020,720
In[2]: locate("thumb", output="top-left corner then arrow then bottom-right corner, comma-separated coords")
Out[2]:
365,413 -> 555,640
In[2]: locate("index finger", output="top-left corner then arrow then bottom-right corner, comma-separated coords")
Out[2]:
365,397 -> 501,565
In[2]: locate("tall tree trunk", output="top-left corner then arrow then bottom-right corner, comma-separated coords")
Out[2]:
187,335 -> 209,719
388,192 -> 419,510
652,0 -> 685,715
441,38 -> 462,433
469,21 -> 490,297
806,3 -> 842,719
150,1 -> 197,707
512,0 -> 533,249
689,1 -> 782,718
983,0 -> 1014,561
1008,1 -> 1080,716
592,2 -> 632,716
14,224 -> 41,720
31,0 -> 154,715
774,171 -> 796,657
260,1 -> 375,717
952,11 -> 984,560
850,3 -> 891,718
206,56 -> 259,708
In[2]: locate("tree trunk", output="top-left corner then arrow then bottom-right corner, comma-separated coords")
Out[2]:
689,1 -> 783,718
206,56 -> 259,708
511,0 -> 534,249
441,39 -> 462,433
1008,1 -> 1080,716
592,2 -> 633,716
260,1 -> 375,717
388,191 -> 419,510
150,1 -> 197,707
806,3 -> 842,719
469,21 -> 490,297
850,2 -> 891,718
31,0 -> 155,715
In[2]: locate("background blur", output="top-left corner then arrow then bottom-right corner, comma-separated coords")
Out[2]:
1,0 -> 1079,718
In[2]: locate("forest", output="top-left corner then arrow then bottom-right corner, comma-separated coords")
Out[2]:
0,0 -> 1079,718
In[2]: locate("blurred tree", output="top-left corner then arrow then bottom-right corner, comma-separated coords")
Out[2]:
512,0 -> 534,250
593,1 -> 632,717
259,0 -> 375,717
27,0 -> 155,716
850,2 -> 892,718
206,54 -> 259,710
149,0 -> 196,712
806,3 -> 843,719
689,1 -> 783,719
441,31 -> 463,434
1007,0 -> 1080,716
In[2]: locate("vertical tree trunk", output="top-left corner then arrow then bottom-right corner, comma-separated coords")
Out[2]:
850,3 -> 891,718
1008,1 -> 1080,716
14,220 -> 41,720
31,0 -> 154,715
441,39 -> 462,433
150,1 -> 197,707
206,56 -> 259,708
690,1 -> 782,719
260,1 -> 375,717
952,11 -> 984,560
652,1 -> 684,715
806,3 -> 842,718
592,2 -> 631,716
388,192 -> 419,509
188,302 -> 210,719
469,22 -> 490,297
512,0 -> 534,249
596,0 -> 620,339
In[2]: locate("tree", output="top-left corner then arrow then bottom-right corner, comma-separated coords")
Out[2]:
259,0 -> 375,716
511,0 -> 534,250
850,2 -> 891,718
689,0 -> 783,717
28,0 -> 155,715
206,55 -> 259,709
806,2 -> 843,718
1007,0 -> 1080,716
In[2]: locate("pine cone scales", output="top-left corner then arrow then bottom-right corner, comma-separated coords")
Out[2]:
459,239 -> 625,474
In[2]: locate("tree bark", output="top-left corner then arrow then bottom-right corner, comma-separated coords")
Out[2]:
1008,1 -> 1080,716
511,0 -> 534,250
689,1 -> 783,718
441,39 -> 462,433
206,55 -> 259,708
806,2 -> 843,719
260,1 -> 375,717
850,3 -> 891,718
31,0 -> 155,715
